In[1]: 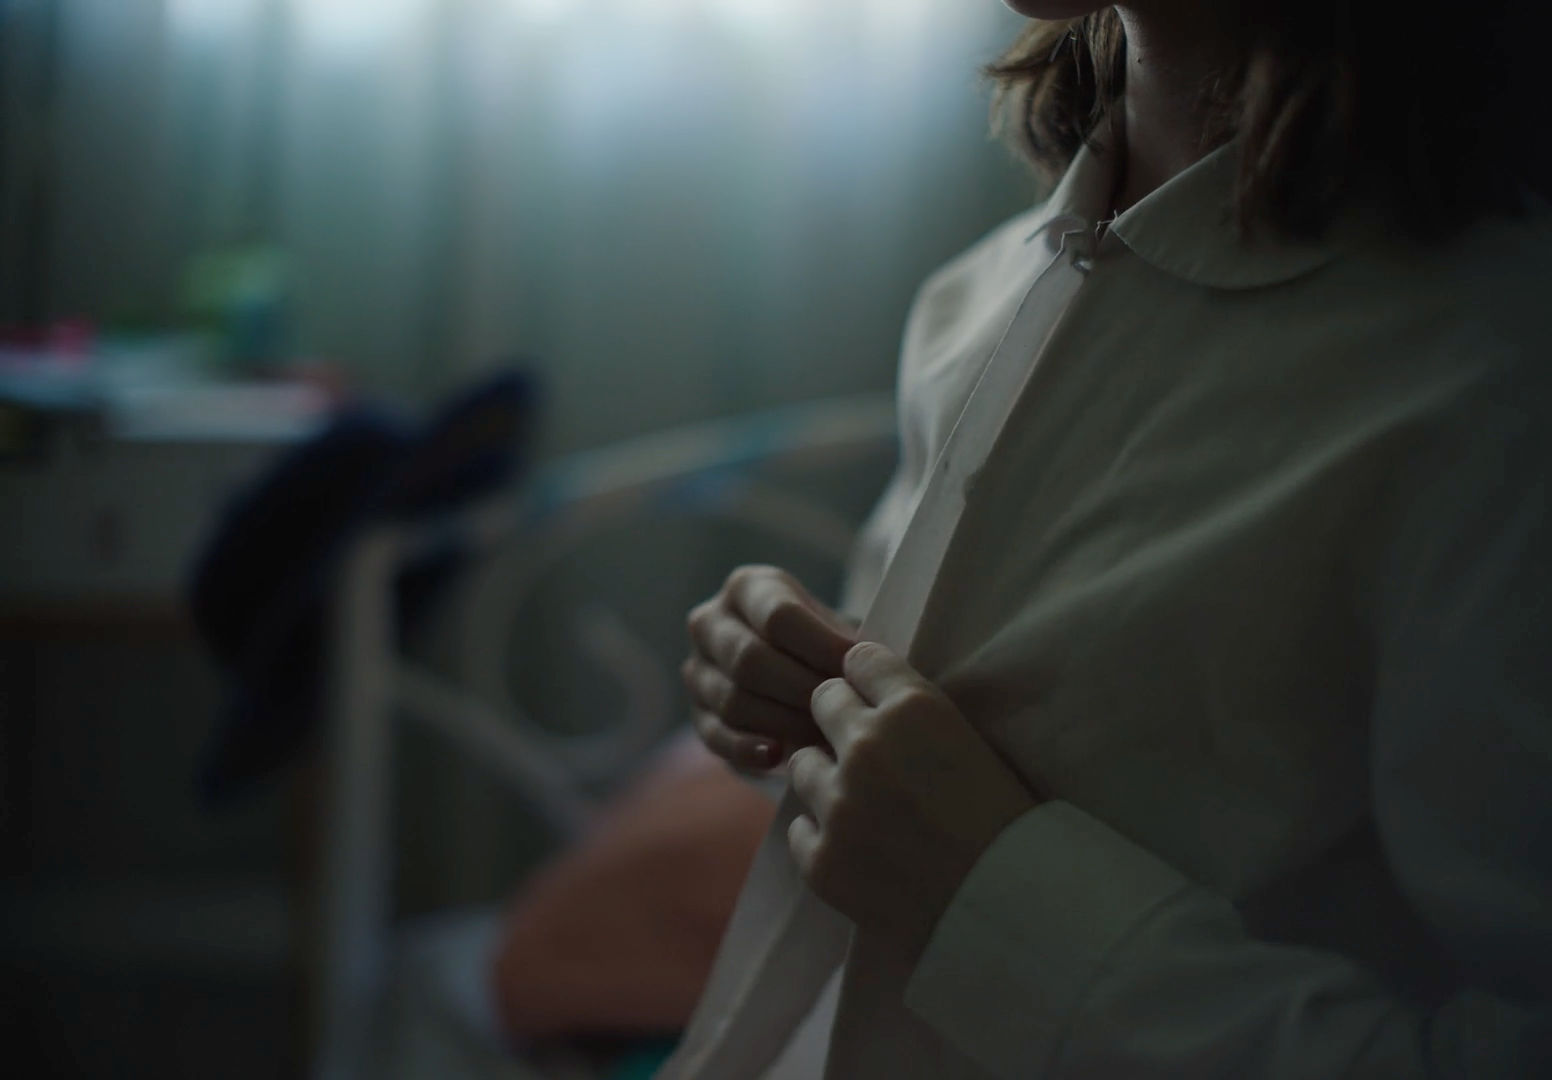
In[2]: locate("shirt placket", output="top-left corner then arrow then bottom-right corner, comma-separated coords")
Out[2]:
819,216 -> 1104,1080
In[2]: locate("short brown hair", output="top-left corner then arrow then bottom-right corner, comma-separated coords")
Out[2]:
987,5 -> 1546,242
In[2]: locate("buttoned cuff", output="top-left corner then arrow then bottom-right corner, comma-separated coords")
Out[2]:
903,800 -> 1191,1078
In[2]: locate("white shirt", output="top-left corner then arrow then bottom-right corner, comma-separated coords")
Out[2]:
683,139 -> 1552,1079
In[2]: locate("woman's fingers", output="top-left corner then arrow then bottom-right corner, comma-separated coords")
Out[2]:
839,640 -> 927,708
683,566 -> 858,769
787,812 -> 823,878
681,655 -> 823,744
788,745 -> 839,824
686,598 -> 826,709
691,708 -> 784,771
725,566 -> 857,675
809,673 -> 876,759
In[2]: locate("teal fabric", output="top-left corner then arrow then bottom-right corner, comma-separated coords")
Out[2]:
607,1036 -> 679,1080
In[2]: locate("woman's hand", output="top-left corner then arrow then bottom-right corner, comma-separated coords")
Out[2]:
683,565 -> 859,772
788,641 -> 1039,964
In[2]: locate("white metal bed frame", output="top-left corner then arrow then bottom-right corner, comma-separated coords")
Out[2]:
311,393 -> 898,1079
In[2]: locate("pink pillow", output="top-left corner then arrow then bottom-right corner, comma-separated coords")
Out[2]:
490,737 -> 775,1039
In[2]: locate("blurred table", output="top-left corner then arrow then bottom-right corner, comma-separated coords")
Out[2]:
1,374 -> 332,620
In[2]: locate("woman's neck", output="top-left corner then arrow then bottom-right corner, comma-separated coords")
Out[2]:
1110,3 -> 1245,214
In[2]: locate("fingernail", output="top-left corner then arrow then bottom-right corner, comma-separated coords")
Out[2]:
754,741 -> 780,766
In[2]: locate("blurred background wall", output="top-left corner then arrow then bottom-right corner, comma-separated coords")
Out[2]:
5,0 -> 1035,419
1,1 -> 1039,1076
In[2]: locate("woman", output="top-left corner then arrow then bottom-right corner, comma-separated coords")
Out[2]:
674,2 -> 1550,1077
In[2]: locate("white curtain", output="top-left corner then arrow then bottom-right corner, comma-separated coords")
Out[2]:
15,0 -> 1033,434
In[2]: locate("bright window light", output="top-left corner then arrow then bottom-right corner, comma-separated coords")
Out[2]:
708,0 -> 822,32
505,0 -> 584,23
168,0 -> 265,44
503,0 -> 823,25
290,0 -> 431,56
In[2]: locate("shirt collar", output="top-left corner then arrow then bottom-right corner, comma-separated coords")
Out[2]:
1033,139 -> 1350,290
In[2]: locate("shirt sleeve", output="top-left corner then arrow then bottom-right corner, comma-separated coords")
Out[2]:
903,356 -> 1552,1079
